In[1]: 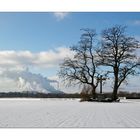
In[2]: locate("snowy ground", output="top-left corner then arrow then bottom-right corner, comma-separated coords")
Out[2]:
0,98 -> 140,128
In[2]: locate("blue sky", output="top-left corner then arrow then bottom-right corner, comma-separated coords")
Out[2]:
0,12 -> 140,51
0,12 -> 139,93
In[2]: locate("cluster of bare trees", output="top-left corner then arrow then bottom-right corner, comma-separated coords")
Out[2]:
59,25 -> 140,101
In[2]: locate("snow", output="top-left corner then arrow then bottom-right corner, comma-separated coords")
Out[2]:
0,99 -> 140,127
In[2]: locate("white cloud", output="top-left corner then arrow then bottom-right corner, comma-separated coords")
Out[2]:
0,67 -> 79,93
134,20 -> 140,25
0,47 -> 74,69
135,35 -> 140,41
0,47 -> 76,93
0,68 -> 60,93
53,12 -> 69,21
131,20 -> 140,25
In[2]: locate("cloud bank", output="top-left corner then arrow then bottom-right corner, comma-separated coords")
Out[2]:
0,47 -> 74,93
0,68 -> 61,93
0,47 -> 139,93
0,47 -> 74,69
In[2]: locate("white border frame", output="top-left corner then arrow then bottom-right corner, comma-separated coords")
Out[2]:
0,0 -> 139,12
0,0 -> 140,140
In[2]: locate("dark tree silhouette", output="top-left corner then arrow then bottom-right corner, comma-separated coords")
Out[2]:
97,25 -> 140,101
59,29 -> 101,99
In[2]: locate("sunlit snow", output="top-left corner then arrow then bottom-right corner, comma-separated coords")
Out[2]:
0,99 -> 140,128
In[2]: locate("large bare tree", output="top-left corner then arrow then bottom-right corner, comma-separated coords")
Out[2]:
97,25 -> 140,101
59,29 -> 101,99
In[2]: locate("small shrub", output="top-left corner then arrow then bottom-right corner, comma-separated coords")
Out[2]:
80,85 -> 92,102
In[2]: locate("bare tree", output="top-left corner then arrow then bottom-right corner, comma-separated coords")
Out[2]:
59,29 -> 101,99
97,25 -> 140,101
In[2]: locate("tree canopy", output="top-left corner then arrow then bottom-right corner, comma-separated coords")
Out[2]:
97,25 -> 140,100
59,29 -> 101,98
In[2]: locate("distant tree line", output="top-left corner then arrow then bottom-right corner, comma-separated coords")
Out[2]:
0,91 -> 140,99
0,92 -> 80,98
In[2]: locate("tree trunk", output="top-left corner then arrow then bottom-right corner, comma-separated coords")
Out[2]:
113,67 -> 119,101
91,85 -> 96,99
112,85 -> 118,101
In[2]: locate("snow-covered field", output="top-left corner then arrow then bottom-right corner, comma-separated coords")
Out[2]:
0,98 -> 140,128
